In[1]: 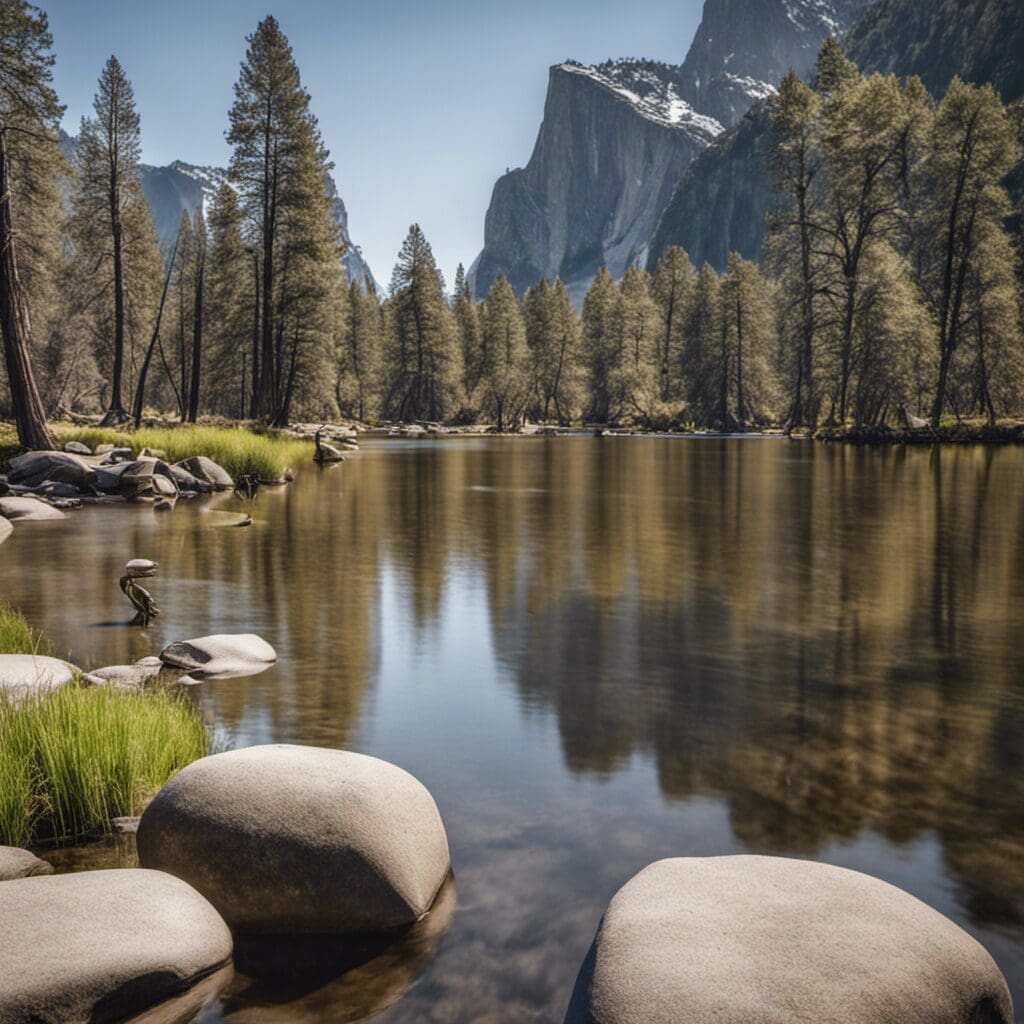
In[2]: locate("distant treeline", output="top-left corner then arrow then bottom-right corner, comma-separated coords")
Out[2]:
1,11 -> 1021,448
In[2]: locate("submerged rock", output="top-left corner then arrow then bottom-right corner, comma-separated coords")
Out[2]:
563,855 -> 1013,1024
0,847 -> 53,881
0,868 -> 232,1024
176,456 -> 234,491
158,633 -> 276,680
0,496 -> 65,521
0,654 -> 78,702
136,744 -> 452,935
5,451 -> 96,489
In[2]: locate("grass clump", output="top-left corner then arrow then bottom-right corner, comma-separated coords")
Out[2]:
53,423 -> 312,480
0,684 -> 209,846
0,603 -> 49,656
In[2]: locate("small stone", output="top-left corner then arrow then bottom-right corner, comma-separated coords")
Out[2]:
0,847 -> 53,881
62,441 -> 92,455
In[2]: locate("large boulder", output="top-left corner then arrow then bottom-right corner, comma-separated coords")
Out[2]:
563,856 -> 1013,1024
158,633 -> 276,681
176,456 -> 234,491
166,462 -> 214,494
5,451 -> 95,489
0,868 -> 232,1024
136,744 -> 452,935
0,847 -> 53,881
0,496 -> 65,521
0,655 -> 77,702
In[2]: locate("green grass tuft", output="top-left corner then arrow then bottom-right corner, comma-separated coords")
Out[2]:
0,684 -> 209,846
52,424 -> 312,480
0,604 -> 50,656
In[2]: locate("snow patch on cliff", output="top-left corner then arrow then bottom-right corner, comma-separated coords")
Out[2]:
560,60 -> 724,139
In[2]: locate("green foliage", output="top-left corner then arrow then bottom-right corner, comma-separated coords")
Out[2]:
0,604 -> 49,656
0,684 -> 209,846
53,424 -> 311,480
480,274 -> 530,431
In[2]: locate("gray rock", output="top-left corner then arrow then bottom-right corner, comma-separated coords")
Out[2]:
0,516 -> 11,545
97,446 -> 134,464
0,847 -> 53,881
125,559 -> 159,578
0,496 -> 65,521
158,633 -> 276,680
167,463 -> 213,494
176,456 -> 234,491
0,868 -> 232,1024
151,472 -> 178,498
82,657 -> 167,691
0,655 -> 78,702
5,451 -> 96,489
563,855 -> 1013,1024
32,480 -> 82,499
62,441 -> 92,455
136,744 -> 452,935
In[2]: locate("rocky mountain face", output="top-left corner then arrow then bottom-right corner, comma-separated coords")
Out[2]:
471,0 -> 864,302
845,0 -> 1024,103
676,0 -> 863,126
470,60 -> 719,304
57,131 -> 377,290
648,0 -> 1024,275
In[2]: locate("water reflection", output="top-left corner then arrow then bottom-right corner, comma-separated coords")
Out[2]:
3,438 -> 1023,1020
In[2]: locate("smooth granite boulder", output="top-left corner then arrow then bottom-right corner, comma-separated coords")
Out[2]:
62,440 -> 92,455
0,496 -> 65,521
136,744 -> 452,935
176,456 -> 234,491
0,654 -> 77,702
563,856 -> 1013,1024
0,847 -> 53,881
0,869 -> 232,1024
5,451 -> 95,489
166,462 -> 214,494
158,633 -> 276,681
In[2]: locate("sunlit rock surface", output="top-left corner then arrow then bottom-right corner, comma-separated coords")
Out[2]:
0,869 -> 232,1024
563,855 -> 1013,1024
0,654 -> 77,703
136,745 -> 451,935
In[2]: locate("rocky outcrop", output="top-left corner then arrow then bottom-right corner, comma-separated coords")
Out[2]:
647,101 -> 774,271
564,856 -> 1013,1024
136,744 -> 451,935
846,0 -> 1024,104
472,61 -> 717,303
677,0 -> 866,127
0,869 -> 232,1024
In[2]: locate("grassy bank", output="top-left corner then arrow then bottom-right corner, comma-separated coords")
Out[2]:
816,419 -> 1024,445
53,424 -> 312,480
0,605 -> 209,846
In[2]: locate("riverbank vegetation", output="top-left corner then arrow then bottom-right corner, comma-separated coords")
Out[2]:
0,9 -> 1021,446
0,605 -> 209,846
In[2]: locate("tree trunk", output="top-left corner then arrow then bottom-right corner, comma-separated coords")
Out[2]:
133,233 -> 179,427
187,245 -> 204,422
0,129 -> 55,450
102,163 -> 129,426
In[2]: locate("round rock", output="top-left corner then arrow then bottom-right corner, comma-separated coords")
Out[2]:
0,654 -> 78,703
0,496 -> 65,521
176,455 -> 234,490
0,868 -> 232,1024
563,856 -> 1013,1024
158,633 -> 276,680
136,744 -> 452,935
0,846 -> 53,881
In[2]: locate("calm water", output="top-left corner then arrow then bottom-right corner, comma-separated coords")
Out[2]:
3,437 -> 1024,1022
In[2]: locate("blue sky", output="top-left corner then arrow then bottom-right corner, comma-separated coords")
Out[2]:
43,0 -> 703,285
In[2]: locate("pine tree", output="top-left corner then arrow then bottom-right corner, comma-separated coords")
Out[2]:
186,208 -> 206,422
338,278 -> 382,421
453,263 -> 484,407
227,15 -> 341,424
205,183 -> 253,418
71,56 -> 150,425
683,264 -> 721,425
382,224 -> 461,421
0,1 -> 62,449
581,267 -> 621,423
612,266 -> 659,424
651,246 -> 696,403
717,254 -> 779,427
523,278 -> 582,424
921,79 -> 1020,425
480,273 -> 529,431
769,68 -> 824,429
